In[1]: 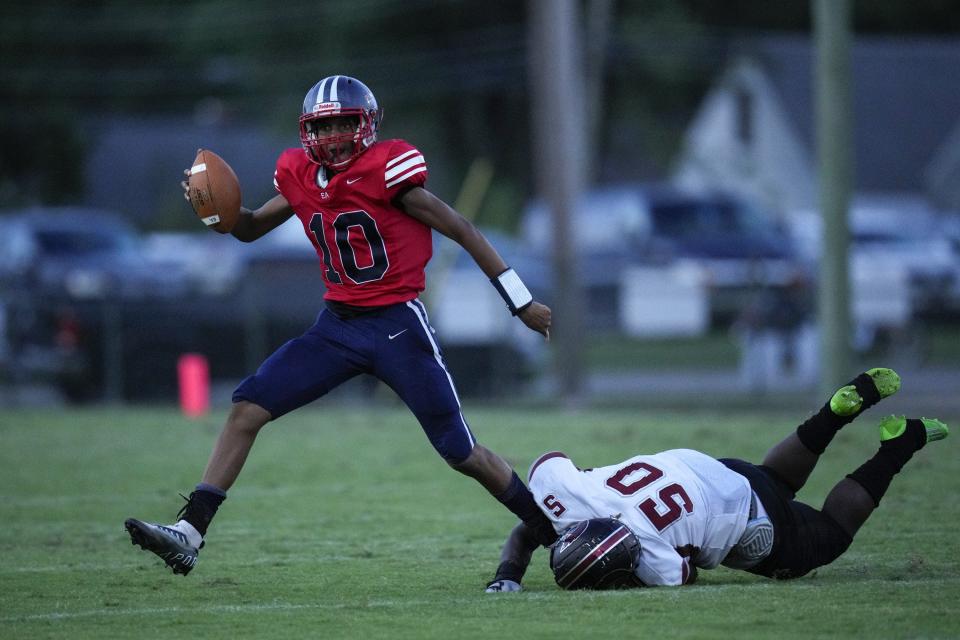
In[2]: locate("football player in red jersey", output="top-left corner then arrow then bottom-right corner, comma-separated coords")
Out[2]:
125,75 -> 560,575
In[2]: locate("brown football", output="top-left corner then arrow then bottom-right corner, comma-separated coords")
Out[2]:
187,149 -> 241,233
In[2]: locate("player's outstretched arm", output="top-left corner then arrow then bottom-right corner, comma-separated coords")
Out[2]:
229,195 -> 296,242
485,522 -> 539,592
399,187 -> 551,338
399,187 -> 507,275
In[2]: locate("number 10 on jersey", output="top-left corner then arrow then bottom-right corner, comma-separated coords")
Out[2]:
309,210 -> 389,285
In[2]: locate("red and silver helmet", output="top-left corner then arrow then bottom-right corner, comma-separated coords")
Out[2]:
299,75 -> 381,170
549,518 -> 642,590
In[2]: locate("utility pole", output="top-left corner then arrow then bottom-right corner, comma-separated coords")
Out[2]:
528,0 -> 586,402
814,0 -> 853,397
584,0 -> 613,183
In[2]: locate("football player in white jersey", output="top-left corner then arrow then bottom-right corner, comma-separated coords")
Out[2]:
485,368 -> 949,591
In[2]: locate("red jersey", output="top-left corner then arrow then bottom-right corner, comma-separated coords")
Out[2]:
273,139 -> 431,306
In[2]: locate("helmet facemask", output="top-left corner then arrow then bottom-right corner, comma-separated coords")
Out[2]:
300,75 -> 381,170
299,109 -> 378,170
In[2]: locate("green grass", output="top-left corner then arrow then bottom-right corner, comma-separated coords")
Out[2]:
919,321 -> 960,366
584,321 -> 960,371
586,331 -> 740,370
1,404 -> 958,639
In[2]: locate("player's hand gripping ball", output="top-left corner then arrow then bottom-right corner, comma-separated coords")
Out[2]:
186,149 -> 241,233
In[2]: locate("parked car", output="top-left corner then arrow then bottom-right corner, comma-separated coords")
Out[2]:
143,232 -> 247,296
942,212 -> 960,314
0,207 -> 192,401
521,184 -> 805,326
789,196 -> 958,318
0,208 -> 190,299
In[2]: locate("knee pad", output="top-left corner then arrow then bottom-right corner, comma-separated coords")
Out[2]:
421,410 -> 476,465
436,431 -> 474,465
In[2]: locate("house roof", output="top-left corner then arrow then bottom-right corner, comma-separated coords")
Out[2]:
737,35 -> 960,192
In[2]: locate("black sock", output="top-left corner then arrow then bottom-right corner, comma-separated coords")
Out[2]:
493,560 -> 527,583
846,419 -> 926,507
796,372 -> 883,454
495,472 -> 558,546
180,483 -> 226,537
796,405 -> 846,454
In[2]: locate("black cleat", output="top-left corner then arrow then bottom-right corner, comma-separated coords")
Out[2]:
125,518 -> 200,575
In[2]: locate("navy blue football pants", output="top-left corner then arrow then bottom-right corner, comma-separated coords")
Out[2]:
233,299 -> 477,463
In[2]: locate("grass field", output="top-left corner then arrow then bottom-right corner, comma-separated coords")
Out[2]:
585,322 -> 960,371
1,402 -> 958,639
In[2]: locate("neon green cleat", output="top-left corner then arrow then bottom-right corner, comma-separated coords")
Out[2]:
829,368 -> 901,417
879,415 -> 949,444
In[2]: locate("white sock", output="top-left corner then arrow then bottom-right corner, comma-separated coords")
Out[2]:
171,520 -> 204,548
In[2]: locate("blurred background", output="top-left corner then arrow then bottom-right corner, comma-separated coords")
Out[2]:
1,0 -> 959,412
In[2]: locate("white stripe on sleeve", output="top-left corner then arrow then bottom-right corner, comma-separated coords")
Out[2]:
386,166 -> 427,189
385,149 -> 419,169
385,155 -> 425,181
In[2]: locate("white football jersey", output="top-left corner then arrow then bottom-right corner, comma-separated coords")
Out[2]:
528,449 -> 752,586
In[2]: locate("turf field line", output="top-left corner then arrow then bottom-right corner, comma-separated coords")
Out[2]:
3,562 -> 144,574
0,495 -> 122,507
0,590 -> 651,624
0,602 -> 321,623
2,577 -> 957,624
11,576 -> 954,625
0,484 -> 344,507
0,595 -> 558,623
0,552 -> 424,574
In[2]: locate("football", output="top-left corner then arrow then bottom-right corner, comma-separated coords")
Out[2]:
187,149 -> 241,233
